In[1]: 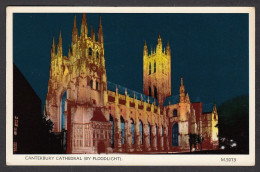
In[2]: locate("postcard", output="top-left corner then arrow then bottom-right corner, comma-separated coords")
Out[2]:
6,7 -> 255,166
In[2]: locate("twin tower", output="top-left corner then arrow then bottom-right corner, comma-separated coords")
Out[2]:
46,13 -> 173,134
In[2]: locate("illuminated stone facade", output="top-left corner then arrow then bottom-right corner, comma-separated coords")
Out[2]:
45,14 -> 219,154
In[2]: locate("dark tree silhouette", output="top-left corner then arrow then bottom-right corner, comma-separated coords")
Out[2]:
218,95 -> 249,154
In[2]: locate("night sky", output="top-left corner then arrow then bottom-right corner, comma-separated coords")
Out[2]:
13,13 -> 249,107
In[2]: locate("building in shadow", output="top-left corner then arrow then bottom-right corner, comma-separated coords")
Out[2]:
13,64 -> 43,153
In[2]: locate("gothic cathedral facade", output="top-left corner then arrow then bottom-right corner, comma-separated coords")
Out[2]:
45,14 -> 219,154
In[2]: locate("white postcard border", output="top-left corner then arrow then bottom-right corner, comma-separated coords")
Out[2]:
6,7 -> 255,166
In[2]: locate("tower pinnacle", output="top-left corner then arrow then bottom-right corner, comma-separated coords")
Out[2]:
80,13 -> 88,37
98,15 -> 104,44
180,77 -> 185,103
143,40 -> 148,56
72,15 -> 78,43
57,30 -> 63,56
52,36 -> 55,53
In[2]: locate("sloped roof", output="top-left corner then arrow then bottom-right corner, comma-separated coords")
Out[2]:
107,81 -> 159,105
202,103 -> 214,114
163,94 -> 179,106
91,108 -> 108,122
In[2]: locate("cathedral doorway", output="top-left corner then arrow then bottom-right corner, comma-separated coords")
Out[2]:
172,123 -> 179,147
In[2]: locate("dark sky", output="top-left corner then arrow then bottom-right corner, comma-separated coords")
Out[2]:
13,13 -> 249,106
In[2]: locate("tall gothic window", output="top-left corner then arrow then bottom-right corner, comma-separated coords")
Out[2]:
154,61 -> 156,73
162,126 -> 164,136
110,115 -> 114,148
96,51 -> 99,59
172,123 -> 179,147
90,79 -> 93,89
139,120 -> 143,144
148,123 -> 151,145
154,86 -> 158,99
121,116 -> 125,145
149,86 -> 152,97
61,91 -> 67,130
149,62 -> 151,75
96,81 -> 99,90
173,109 -> 178,117
89,47 -> 92,56
131,118 -> 135,144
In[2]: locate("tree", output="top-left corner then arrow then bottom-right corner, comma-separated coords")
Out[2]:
218,95 -> 249,153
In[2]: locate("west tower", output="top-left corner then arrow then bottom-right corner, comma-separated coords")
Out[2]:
143,35 -> 171,106
46,14 -> 110,154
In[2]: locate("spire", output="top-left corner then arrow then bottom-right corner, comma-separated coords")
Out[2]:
167,41 -> 171,56
91,25 -> 95,41
180,76 -> 185,103
52,36 -> 55,54
98,15 -> 103,44
72,14 -> 78,43
80,13 -> 88,38
59,30 -> 62,45
143,40 -> 148,56
158,33 -> 162,43
57,30 -> 63,56
186,93 -> 190,103
157,33 -> 162,53
73,14 -> 77,32
68,44 -> 72,57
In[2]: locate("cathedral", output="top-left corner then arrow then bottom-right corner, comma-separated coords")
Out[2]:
45,14 -> 219,154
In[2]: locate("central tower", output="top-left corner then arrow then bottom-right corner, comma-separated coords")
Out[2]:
143,35 -> 172,106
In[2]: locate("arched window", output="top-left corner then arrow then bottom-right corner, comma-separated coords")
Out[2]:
139,120 -> 143,145
149,86 -> 152,97
162,126 -> 164,136
121,116 -> 125,145
109,115 -> 114,148
156,125 -> 158,136
173,109 -> 178,117
148,123 -> 151,145
131,118 -> 135,144
61,91 -> 67,130
96,81 -> 99,90
96,51 -> 99,58
90,79 -> 93,89
154,86 -> 158,99
149,62 -> 151,75
154,61 -> 156,73
172,123 -> 179,147
89,47 -> 92,56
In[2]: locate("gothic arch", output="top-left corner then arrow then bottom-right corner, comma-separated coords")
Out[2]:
89,47 -> 92,56
172,123 -> 179,147
139,120 -> 144,145
148,122 -> 151,145
173,109 -> 178,117
56,86 -> 68,132
130,118 -> 135,144
154,86 -> 157,99
120,116 -> 125,145
96,51 -> 99,58
109,114 -> 114,148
